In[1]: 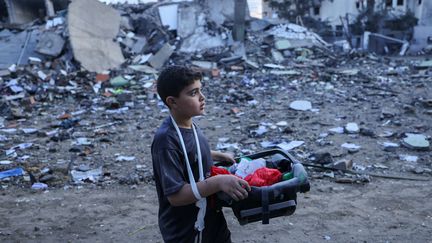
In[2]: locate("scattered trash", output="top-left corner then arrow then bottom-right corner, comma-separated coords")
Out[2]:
0,0 -> 430,191
381,142 -> 400,152
32,182 -> 48,190
0,167 -> 25,180
116,156 -> 136,162
399,154 -> 418,162
71,167 -> 103,183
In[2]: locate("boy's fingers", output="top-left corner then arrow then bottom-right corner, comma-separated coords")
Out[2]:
239,180 -> 251,191
233,189 -> 246,200
231,192 -> 240,201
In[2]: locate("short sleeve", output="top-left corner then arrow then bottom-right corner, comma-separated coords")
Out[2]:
154,148 -> 186,196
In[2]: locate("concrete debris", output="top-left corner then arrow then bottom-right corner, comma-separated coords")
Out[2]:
381,141 -> 400,152
402,133 -> 430,151
35,32 -> 65,57
177,5 -> 197,38
158,4 -> 179,31
71,167 -> 103,183
148,43 -> 174,69
341,143 -> 361,153
68,0 -> 125,72
0,0 -> 431,190
332,159 -> 353,171
345,123 -> 359,134
180,32 -> 225,53
289,100 -> 312,111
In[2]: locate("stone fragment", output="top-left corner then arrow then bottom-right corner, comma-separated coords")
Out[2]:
309,152 -> 333,164
345,123 -> 359,134
341,143 -> 361,153
402,133 -> 430,150
332,159 -> 353,170
289,100 -> 312,111
35,32 -> 65,57
329,127 -> 344,134
398,154 -> 418,162
381,141 -> 400,152
275,39 -> 292,50
68,0 -> 125,72
148,43 -> 174,69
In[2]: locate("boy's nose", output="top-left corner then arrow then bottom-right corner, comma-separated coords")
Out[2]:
199,91 -> 205,101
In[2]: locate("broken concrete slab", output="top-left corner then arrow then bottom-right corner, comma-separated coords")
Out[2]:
131,36 -> 147,54
35,32 -> 65,57
414,60 -> 432,69
345,123 -> 359,134
341,143 -> 361,153
180,31 -> 225,53
332,159 -> 353,170
269,70 -> 301,75
275,39 -> 292,50
205,0 -> 250,26
148,43 -> 174,69
289,100 -> 312,111
158,4 -> 178,31
128,65 -> 157,74
191,61 -> 215,70
177,5 -> 197,38
381,141 -> 400,152
402,133 -> 430,151
410,26 -> 432,53
249,19 -> 272,32
267,23 -> 329,48
271,49 -> 284,63
68,0 -> 125,72
0,29 -> 44,69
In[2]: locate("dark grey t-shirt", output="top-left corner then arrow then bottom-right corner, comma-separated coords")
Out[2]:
151,117 -> 230,243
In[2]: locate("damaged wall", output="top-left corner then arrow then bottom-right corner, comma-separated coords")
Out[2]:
205,0 -> 251,25
2,0 -> 68,24
318,0 -> 362,27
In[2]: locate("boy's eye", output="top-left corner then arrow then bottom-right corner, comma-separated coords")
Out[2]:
189,88 -> 202,96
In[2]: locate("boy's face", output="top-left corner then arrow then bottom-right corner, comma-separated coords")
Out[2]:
169,79 -> 206,118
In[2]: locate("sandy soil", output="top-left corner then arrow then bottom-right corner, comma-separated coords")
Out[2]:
1,178 -> 431,243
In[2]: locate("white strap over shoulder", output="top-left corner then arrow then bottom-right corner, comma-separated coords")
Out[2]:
170,116 -> 207,233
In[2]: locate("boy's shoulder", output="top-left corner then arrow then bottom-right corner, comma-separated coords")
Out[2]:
152,118 -> 178,148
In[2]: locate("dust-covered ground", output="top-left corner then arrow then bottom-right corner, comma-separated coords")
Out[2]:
1,55 -> 432,242
1,180 -> 431,242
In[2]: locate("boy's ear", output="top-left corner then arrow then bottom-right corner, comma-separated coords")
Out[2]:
166,96 -> 176,108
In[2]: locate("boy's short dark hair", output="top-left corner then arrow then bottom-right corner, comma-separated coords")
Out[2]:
157,65 -> 203,107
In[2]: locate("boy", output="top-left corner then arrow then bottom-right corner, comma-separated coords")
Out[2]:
151,66 -> 251,243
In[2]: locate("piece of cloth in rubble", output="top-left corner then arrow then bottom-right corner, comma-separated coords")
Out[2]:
151,117 -> 231,243
244,167 -> 282,187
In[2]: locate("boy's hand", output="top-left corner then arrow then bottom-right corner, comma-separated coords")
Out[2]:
217,175 -> 251,201
211,150 -> 235,164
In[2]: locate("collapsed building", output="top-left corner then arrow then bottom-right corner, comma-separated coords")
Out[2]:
262,0 -> 432,54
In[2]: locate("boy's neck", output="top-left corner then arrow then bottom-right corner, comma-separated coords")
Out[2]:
171,112 -> 192,129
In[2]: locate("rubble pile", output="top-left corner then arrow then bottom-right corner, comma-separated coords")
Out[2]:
1,0 -> 431,190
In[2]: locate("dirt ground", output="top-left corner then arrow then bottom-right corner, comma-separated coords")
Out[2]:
1,55 -> 432,242
1,179 -> 431,242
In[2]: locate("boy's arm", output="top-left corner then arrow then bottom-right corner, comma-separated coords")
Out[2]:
167,174 -> 250,206
211,150 -> 235,164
